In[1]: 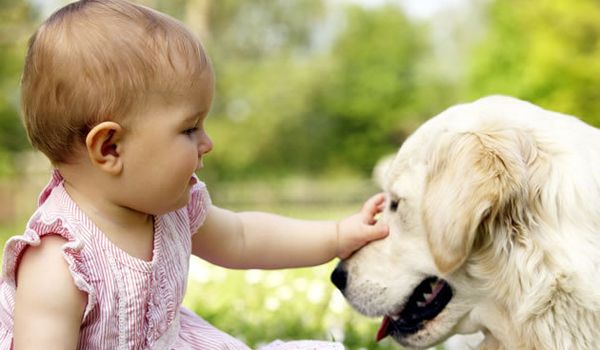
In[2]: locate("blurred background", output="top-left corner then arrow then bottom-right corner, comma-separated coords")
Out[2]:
1,0 -> 600,349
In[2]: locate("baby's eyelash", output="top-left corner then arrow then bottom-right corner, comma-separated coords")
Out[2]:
184,127 -> 199,135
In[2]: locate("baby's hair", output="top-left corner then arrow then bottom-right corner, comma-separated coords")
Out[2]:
21,0 -> 211,164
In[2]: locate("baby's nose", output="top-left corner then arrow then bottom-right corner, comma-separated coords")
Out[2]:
199,134 -> 213,155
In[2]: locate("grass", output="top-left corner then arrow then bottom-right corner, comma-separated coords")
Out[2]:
183,260 -> 401,349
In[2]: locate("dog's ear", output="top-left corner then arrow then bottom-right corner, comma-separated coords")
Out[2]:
372,154 -> 396,189
423,130 -> 528,274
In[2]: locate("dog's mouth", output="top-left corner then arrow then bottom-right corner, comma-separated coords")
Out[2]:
376,276 -> 453,342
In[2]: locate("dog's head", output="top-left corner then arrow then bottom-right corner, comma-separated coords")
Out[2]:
332,96 -> 550,348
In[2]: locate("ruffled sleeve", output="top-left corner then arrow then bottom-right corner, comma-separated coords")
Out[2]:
187,174 -> 212,235
2,213 -> 97,321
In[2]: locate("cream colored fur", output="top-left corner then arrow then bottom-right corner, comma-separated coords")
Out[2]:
341,96 -> 600,349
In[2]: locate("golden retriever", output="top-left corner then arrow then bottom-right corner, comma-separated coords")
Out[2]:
331,96 -> 600,349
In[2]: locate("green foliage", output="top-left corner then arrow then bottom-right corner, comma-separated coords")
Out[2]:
203,3 -> 432,180
467,0 -> 600,125
206,0 -> 325,59
0,0 -> 35,157
307,5 -> 428,175
201,1 -> 330,181
0,149 -> 15,179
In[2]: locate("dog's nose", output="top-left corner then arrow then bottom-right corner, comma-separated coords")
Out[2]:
330,262 -> 348,292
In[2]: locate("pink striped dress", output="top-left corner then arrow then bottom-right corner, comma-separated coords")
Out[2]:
0,171 -> 344,350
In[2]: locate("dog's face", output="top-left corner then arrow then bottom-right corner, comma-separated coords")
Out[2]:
332,96 -> 546,348
335,153 -> 467,348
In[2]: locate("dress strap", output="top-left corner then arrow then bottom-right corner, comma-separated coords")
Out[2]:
37,169 -> 64,207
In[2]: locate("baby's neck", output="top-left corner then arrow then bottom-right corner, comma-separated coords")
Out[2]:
58,164 -> 156,261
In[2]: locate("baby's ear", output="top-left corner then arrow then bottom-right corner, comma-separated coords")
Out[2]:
85,121 -> 124,175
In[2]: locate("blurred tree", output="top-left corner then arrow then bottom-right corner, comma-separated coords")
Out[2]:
467,0 -> 600,125
205,0 -> 325,59
299,4 -> 428,176
0,0 -> 36,161
195,0 -> 329,180
188,2 -> 436,180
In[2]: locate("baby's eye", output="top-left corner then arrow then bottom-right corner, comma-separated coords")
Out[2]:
184,127 -> 198,135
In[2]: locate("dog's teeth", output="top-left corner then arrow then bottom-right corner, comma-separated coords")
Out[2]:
423,292 -> 432,300
416,301 -> 426,307
390,315 -> 400,321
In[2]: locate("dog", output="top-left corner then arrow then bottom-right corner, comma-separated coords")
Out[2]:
331,96 -> 600,349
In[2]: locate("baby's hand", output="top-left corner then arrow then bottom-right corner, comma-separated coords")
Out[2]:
336,193 -> 389,259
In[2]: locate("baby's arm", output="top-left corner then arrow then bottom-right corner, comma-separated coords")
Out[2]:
192,193 -> 388,269
13,236 -> 86,350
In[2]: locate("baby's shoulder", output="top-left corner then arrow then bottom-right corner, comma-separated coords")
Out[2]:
10,234 -> 88,330
17,235 -> 79,291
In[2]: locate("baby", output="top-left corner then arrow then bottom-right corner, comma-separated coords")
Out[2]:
0,1 -> 388,349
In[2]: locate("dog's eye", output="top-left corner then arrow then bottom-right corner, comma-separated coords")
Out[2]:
390,199 -> 399,212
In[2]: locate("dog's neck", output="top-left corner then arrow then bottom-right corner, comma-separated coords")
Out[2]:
467,234 -> 600,350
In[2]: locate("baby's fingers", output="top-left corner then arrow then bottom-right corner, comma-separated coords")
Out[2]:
363,222 -> 389,242
339,222 -> 388,259
362,193 -> 386,223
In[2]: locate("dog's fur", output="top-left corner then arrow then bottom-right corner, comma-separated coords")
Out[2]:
336,96 -> 600,349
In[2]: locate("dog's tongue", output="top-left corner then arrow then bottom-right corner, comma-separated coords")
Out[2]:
376,316 -> 391,342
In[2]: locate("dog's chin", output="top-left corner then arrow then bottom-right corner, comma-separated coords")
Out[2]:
375,276 -> 454,347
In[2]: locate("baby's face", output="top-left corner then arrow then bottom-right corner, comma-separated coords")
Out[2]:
116,69 -> 214,215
